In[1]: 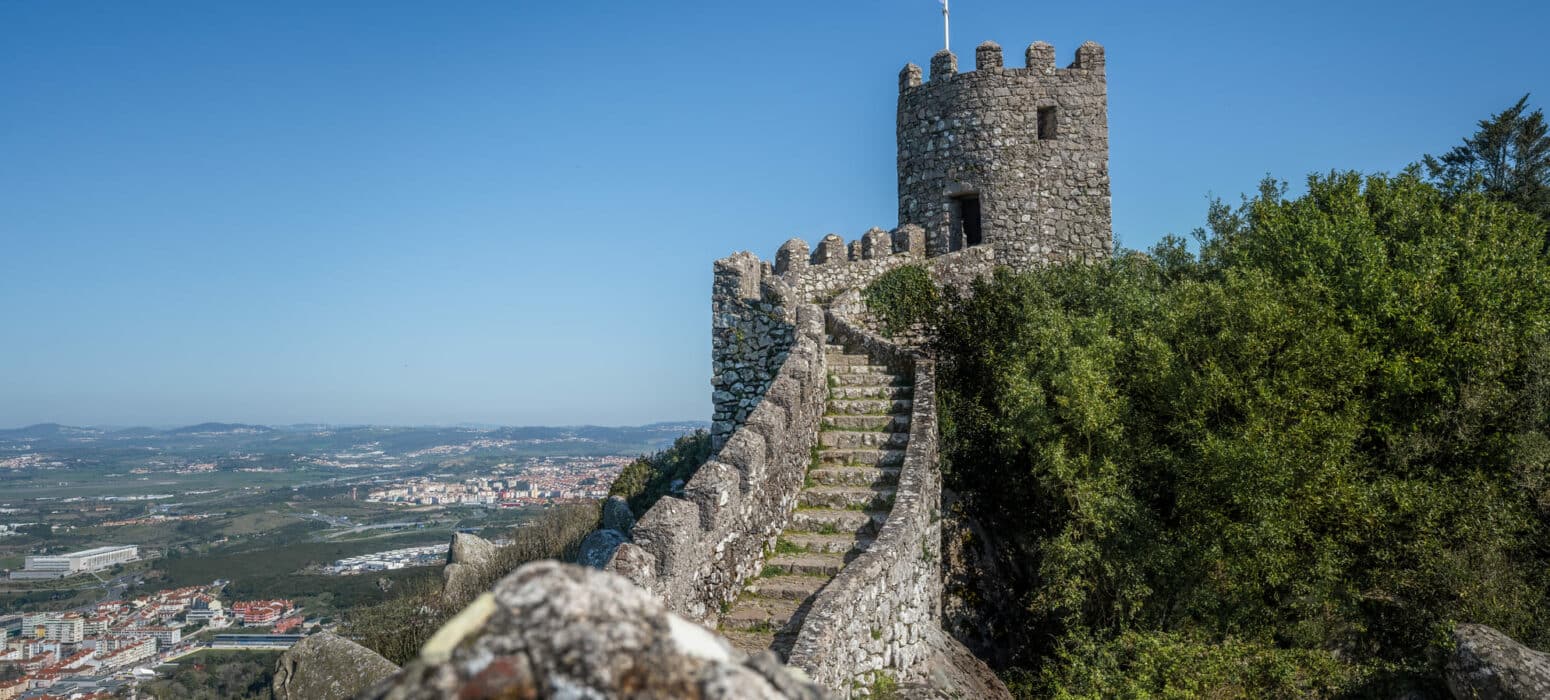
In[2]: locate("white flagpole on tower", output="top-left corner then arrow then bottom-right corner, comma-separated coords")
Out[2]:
941,0 -> 950,51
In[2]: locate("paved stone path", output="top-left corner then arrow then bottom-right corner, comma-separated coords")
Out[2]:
718,338 -> 912,659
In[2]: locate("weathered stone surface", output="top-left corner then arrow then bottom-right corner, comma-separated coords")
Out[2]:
442,532 -> 498,603
272,632 -> 397,700
577,527 -> 628,569
602,494 -> 636,533
940,488 -> 1019,669
902,628 -> 1012,700
1446,623 -> 1550,699
447,532 -> 497,567
604,541 -> 656,590
362,561 -> 828,700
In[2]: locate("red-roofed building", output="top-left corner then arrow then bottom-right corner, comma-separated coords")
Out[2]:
231,600 -> 292,626
0,678 -> 25,700
97,635 -> 155,670
272,615 -> 304,634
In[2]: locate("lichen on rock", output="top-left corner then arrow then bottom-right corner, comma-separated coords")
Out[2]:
272,632 -> 398,700
361,560 -> 828,699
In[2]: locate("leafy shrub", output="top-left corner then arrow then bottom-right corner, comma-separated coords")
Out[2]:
864,264 -> 941,337
608,430 -> 712,517
939,172 -> 1550,696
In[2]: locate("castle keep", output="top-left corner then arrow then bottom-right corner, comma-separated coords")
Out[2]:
899,41 -> 1112,267
601,38 -> 1112,697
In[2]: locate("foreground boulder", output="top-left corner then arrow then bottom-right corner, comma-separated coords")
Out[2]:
272,632 -> 398,700
442,532 -> 498,602
1447,623 -> 1550,699
362,560 -> 827,699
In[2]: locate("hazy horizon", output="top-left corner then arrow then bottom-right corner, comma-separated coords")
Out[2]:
0,418 -> 708,432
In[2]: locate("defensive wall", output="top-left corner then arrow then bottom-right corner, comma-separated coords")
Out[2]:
600,38 -> 1111,696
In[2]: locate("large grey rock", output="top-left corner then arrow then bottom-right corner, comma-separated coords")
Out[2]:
602,494 -> 635,534
603,541 -> 656,591
577,527 -> 627,568
903,628 -> 1012,700
1447,623 -> 1550,699
442,532 -> 498,603
272,632 -> 398,700
361,561 -> 827,699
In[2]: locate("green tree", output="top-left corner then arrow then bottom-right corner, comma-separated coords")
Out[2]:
1424,95 -> 1550,224
607,430 -> 711,517
937,172 -> 1550,697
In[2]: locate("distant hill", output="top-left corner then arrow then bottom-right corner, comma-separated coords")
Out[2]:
0,420 -> 710,461
164,422 -> 275,436
0,423 -> 104,440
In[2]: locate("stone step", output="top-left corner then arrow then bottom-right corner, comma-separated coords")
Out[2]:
807,466 -> 900,488
822,415 -> 912,432
828,363 -> 893,375
764,552 -> 847,577
720,596 -> 806,633
800,486 -> 896,511
741,574 -> 829,601
789,509 -> 887,538
819,431 -> 909,450
826,398 -> 913,415
829,385 -> 914,401
825,353 -> 874,367
783,532 -> 874,556
817,448 -> 906,468
829,372 -> 909,387
720,628 -> 779,656
830,367 -> 892,377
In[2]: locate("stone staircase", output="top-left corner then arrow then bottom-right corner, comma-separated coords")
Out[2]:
718,337 -> 913,659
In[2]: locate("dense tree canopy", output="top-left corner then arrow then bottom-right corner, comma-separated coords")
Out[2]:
929,172 -> 1550,697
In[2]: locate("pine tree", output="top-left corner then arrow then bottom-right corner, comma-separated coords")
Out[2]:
1425,95 -> 1550,225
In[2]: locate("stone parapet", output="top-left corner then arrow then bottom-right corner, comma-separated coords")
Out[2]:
610,304 -> 828,624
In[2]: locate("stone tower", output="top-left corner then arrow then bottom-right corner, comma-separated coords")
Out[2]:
897,40 -> 1112,269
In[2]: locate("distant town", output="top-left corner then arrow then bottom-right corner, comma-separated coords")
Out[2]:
0,545 -> 310,698
361,456 -> 629,506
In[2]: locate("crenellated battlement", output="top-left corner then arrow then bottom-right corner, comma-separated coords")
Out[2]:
902,40 -> 1105,91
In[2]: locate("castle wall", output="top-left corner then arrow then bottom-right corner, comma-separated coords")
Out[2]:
787,293 -> 944,692
711,252 -> 797,449
898,41 -> 1112,270
606,304 -> 828,624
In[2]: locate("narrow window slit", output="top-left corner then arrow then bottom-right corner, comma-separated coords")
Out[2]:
1038,106 -> 1058,140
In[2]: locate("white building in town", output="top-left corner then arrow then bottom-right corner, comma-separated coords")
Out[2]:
9,545 -> 138,580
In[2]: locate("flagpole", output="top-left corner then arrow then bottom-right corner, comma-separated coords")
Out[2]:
942,0 -> 950,52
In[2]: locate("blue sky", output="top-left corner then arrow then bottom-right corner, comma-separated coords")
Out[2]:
2,0 -> 1546,428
